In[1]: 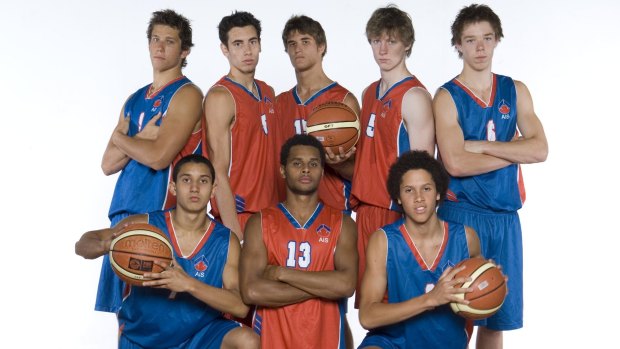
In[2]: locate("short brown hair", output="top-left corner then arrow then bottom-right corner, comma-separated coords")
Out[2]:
451,4 -> 504,57
366,5 -> 415,57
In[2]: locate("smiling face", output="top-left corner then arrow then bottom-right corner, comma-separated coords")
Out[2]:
398,169 -> 440,225
456,21 -> 499,72
148,24 -> 189,73
170,162 -> 215,213
281,145 -> 324,196
221,25 -> 261,75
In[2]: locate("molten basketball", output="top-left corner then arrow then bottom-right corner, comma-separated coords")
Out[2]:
109,223 -> 173,286
306,101 -> 360,154
450,257 -> 507,320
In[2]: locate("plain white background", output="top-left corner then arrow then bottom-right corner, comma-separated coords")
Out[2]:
2,0 -> 618,347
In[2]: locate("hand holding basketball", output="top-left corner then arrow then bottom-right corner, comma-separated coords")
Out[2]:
449,257 -> 508,320
424,264 -> 473,308
142,260 -> 192,293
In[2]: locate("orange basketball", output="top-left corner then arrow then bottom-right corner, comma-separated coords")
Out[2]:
109,223 -> 173,286
450,257 -> 507,320
306,101 -> 360,154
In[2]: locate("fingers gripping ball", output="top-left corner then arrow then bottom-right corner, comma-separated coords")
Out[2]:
306,101 -> 360,154
450,257 -> 507,320
109,223 -> 173,286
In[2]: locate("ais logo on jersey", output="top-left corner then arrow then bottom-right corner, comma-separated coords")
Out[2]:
316,224 -> 331,243
264,96 -> 275,114
193,255 -> 209,278
151,96 -> 164,113
380,99 -> 392,118
498,100 -> 511,119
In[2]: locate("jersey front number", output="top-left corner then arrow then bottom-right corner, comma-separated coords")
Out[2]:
294,119 -> 307,135
286,241 -> 311,268
365,113 -> 376,137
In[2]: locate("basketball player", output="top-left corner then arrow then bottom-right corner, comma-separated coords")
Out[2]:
277,14 -> 361,214
76,155 -> 259,349
239,135 -> 358,348
351,5 -> 435,308
433,4 -> 548,348
97,9 -> 203,313
358,150 -> 481,349
203,11 -> 279,239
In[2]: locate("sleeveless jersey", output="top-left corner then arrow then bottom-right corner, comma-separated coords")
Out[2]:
118,211 -> 232,349
108,76 -> 202,220
368,218 -> 469,349
352,76 -> 427,210
440,74 -> 525,212
277,82 -> 358,212
254,203 -> 346,349
202,76 -> 279,216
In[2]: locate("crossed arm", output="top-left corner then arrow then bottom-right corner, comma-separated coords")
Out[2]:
433,81 -> 548,177
239,214 -> 358,307
101,84 -> 203,175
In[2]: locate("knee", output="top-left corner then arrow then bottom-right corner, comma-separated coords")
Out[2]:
238,328 -> 260,349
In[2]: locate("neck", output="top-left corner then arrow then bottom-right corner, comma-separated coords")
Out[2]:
379,66 -> 411,94
170,208 -> 209,236
295,69 -> 332,101
282,191 -> 320,222
152,68 -> 183,92
459,66 -> 493,91
404,215 -> 443,240
227,69 -> 256,91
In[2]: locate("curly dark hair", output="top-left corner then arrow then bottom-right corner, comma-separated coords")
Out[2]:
218,11 -> 262,46
147,9 -> 193,68
387,150 -> 449,204
280,134 -> 326,167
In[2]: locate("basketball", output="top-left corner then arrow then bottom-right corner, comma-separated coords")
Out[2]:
306,101 -> 360,154
450,257 -> 507,320
109,223 -> 174,286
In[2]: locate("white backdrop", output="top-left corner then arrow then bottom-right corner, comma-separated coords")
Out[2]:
2,0 -> 618,347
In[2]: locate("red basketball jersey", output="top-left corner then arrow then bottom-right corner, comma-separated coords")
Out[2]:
277,83 -> 358,212
352,76 -> 427,210
202,76 -> 280,218
255,203 -> 346,349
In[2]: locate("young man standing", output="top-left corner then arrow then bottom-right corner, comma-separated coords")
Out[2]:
76,155 -> 259,349
203,11 -> 279,240
277,14 -> 361,214
433,4 -> 548,348
240,135 -> 358,348
98,9 -> 203,313
358,150 -> 481,349
351,5 -> 435,307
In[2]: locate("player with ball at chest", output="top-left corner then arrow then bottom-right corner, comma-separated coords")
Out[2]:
75,155 -> 258,349
358,150 -> 483,349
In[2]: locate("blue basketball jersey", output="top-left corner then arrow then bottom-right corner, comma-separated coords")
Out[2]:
118,211 -> 233,349
108,76 -> 202,220
363,218 -> 469,349
440,74 -> 525,212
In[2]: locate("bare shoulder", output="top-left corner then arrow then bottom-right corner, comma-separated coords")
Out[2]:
368,228 -> 387,250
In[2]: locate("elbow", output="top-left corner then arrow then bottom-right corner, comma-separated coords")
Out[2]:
535,145 -> 549,163
231,303 -> 250,319
358,310 -> 378,330
101,162 -> 118,176
240,284 -> 259,306
148,155 -> 173,171
443,160 -> 467,177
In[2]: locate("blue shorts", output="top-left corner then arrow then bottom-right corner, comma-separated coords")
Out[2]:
358,332 -> 403,349
438,201 -> 523,331
119,318 -> 241,349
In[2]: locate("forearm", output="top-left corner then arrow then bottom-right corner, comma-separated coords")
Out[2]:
111,132 -> 172,170
476,137 -> 548,164
328,157 -> 354,181
359,293 -> 434,329
187,279 -> 249,318
101,141 -> 129,175
244,278 -> 314,307
213,180 -> 243,240
442,149 -> 512,177
278,268 -> 355,300
75,235 -> 108,259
